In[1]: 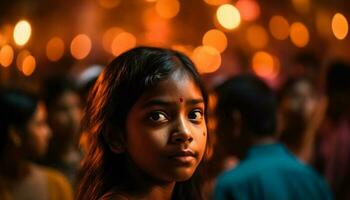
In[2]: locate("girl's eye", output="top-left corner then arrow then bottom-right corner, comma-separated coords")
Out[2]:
188,110 -> 203,122
149,112 -> 168,123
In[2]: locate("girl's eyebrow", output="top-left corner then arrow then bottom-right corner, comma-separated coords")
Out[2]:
141,98 -> 204,108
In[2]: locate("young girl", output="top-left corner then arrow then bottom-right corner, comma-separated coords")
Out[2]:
76,47 -> 209,200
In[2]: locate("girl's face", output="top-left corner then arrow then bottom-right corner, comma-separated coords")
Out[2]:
125,69 -> 207,183
23,102 -> 51,158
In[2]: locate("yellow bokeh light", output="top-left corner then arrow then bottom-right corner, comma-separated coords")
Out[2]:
155,0 -> 180,19
332,13 -> 348,40
292,0 -> 310,14
236,0 -> 260,21
192,45 -> 221,74
202,29 -> 228,53
70,34 -> 92,60
13,20 -> 31,46
16,50 -> 30,71
216,4 -> 241,30
204,0 -> 230,6
111,32 -> 137,56
102,27 -> 124,53
98,0 -> 121,9
246,25 -> 268,49
22,55 -> 36,76
290,22 -> 309,48
252,51 -> 279,79
46,37 -> 65,62
0,45 -> 14,67
269,15 -> 290,40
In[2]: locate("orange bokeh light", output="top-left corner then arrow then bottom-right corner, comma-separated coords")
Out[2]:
252,51 -> 279,79
22,55 -> 36,76
216,4 -> 241,30
0,45 -> 14,67
236,0 -> 260,21
269,15 -> 290,40
332,13 -> 348,40
192,45 -> 221,74
202,29 -> 228,53
16,50 -> 30,71
111,32 -> 137,56
46,37 -> 65,62
203,0 -> 230,6
155,0 -> 180,19
102,27 -> 124,53
70,34 -> 92,60
290,22 -> 309,48
246,25 -> 268,49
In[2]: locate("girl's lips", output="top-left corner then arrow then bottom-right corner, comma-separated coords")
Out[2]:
168,149 -> 196,164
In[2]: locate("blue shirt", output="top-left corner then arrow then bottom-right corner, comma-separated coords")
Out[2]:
214,143 -> 332,200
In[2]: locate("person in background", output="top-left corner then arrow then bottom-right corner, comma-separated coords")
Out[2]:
213,74 -> 332,200
42,76 -> 83,184
0,88 -> 73,200
314,60 -> 350,200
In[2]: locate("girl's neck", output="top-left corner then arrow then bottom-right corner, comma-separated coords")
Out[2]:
125,183 -> 175,200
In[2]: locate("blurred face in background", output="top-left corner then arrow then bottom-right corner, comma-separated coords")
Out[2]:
23,102 -> 51,159
48,90 -> 82,142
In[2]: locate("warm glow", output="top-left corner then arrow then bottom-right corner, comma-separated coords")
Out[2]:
22,55 -> 36,76
155,0 -> 180,19
171,45 -> 193,57
316,10 -> 332,39
13,20 -> 31,46
98,0 -> 121,9
252,51 -> 279,79
269,15 -> 290,40
292,0 -> 310,14
70,34 -> 92,60
102,27 -> 124,53
0,34 -> 6,46
216,4 -> 241,30
332,13 -> 348,40
111,32 -> 137,56
204,0 -> 230,6
0,45 -> 14,67
246,25 -> 268,49
290,22 -> 309,47
236,0 -> 260,21
143,8 -> 170,45
192,45 -> 221,74
46,37 -> 65,62
16,50 -> 30,71
202,29 -> 228,53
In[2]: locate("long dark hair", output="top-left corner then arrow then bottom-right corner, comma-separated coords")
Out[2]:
76,47 -> 209,200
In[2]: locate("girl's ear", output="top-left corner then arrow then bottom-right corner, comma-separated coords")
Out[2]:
103,125 -> 126,154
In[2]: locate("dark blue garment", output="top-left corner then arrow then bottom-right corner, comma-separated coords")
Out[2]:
214,143 -> 332,200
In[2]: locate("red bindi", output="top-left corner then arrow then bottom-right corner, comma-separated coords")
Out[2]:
179,97 -> 183,103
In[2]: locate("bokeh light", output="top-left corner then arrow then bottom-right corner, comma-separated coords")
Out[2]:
13,20 -> 31,46
290,22 -> 309,47
98,0 -> 121,9
269,15 -> 290,40
16,50 -> 30,71
332,13 -> 348,40
246,25 -> 269,49
22,55 -> 36,76
0,45 -> 14,67
155,0 -> 180,19
111,32 -> 137,56
70,34 -> 92,60
202,29 -> 228,53
203,0 -> 230,6
252,51 -> 279,79
143,8 -> 170,45
102,27 -> 124,53
216,4 -> 241,30
236,0 -> 260,22
46,37 -> 65,62
292,0 -> 310,14
192,45 -> 221,74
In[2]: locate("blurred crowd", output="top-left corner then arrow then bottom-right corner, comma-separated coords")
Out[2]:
0,52 -> 349,200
